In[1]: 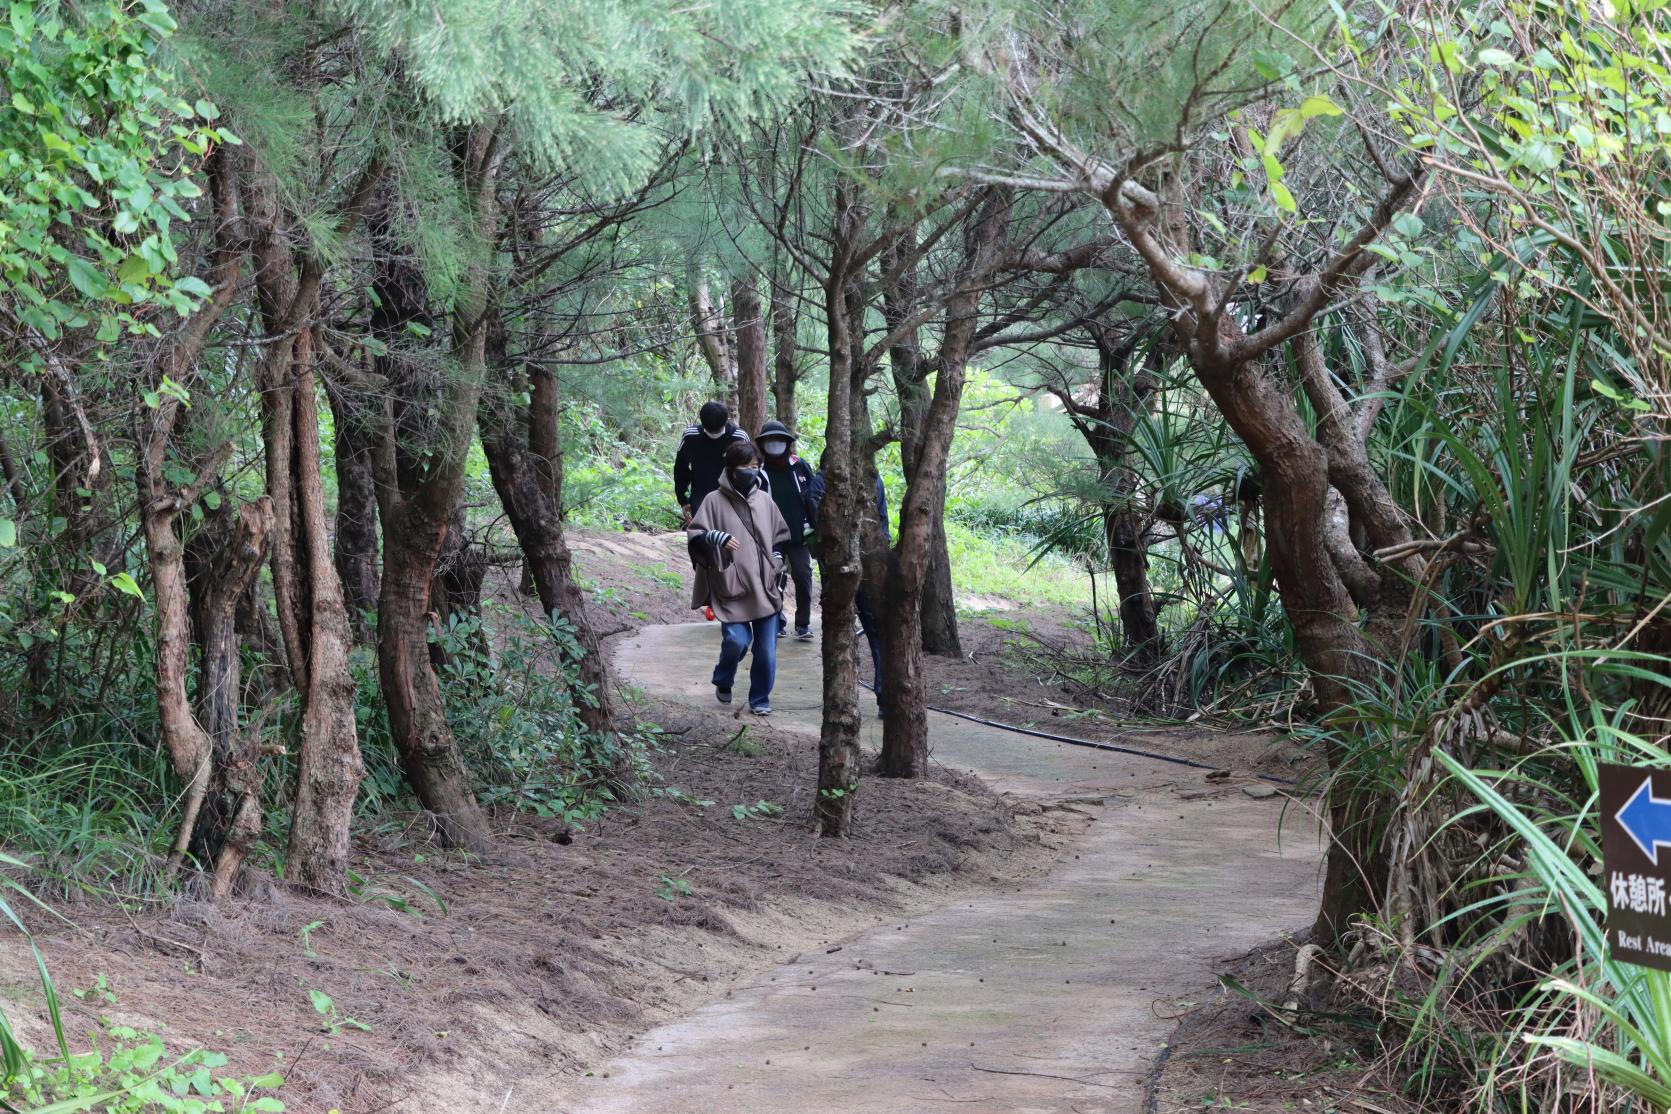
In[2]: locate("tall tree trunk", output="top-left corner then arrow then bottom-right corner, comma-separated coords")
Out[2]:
881,223 -> 964,660
372,124 -> 500,852
732,276 -> 768,437
325,367 -> 382,636
878,188 -> 1008,777
688,266 -> 736,407
815,186 -> 866,838
480,350 -> 616,735
917,531 -> 962,657
1085,327 -> 1162,665
770,256 -> 798,430
1078,159 -> 1424,945
140,465 -> 215,876
245,156 -> 373,894
379,507 -> 490,849
283,333 -> 368,892
187,498 -> 276,898
139,146 -> 241,879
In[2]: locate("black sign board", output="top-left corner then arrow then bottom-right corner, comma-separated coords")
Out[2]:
1600,762 -> 1671,971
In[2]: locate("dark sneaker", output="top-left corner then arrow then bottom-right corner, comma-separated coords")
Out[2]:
795,628 -> 813,642
715,686 -> 732,705
749,704 -> 772,716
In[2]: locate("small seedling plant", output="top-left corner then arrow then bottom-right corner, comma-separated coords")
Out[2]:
655,875 -> 693,901
306,987 -> 370,1038
730,800 -> 783,821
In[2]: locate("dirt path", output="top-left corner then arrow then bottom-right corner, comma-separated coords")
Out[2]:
561,621 -> 1320,1113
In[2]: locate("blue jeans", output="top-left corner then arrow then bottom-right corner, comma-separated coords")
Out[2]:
713,616 -> 778,709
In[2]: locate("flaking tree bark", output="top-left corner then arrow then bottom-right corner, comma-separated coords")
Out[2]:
373,124 -> 501,852
185,496 -> 276,898
244,152 -> 376,894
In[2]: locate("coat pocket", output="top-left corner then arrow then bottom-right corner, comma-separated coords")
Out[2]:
713,563 -> 749,601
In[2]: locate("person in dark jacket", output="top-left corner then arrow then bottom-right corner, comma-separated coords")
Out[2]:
674,400 -> 750,522
808,456 -> 889,716
756,420 -> 818,641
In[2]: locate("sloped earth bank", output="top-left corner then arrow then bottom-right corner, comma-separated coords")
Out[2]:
558,620 -> 1323,1114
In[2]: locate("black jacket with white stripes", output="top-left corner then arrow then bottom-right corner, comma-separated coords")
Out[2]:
673,422 -> 750,511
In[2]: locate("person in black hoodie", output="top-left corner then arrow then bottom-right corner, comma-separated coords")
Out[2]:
674,401 -> 750,522
756,420 -> 818,640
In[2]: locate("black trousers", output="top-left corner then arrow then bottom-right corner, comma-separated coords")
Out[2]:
782,542 -> 813,632
810,556 -> 885,706
855,586 -> 884,704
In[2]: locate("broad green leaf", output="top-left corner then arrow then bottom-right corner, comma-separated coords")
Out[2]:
0,518 -> 15,547
1271,182 -> 1297,213
1299,94 -> 1343,118
9,2 -> 34,38
108,571 -> 144,600
65,256 -> 105,297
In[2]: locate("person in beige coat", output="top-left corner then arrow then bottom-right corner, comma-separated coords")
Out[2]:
687,440 -> 791,714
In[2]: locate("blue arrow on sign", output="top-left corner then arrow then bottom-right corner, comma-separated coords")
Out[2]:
1617,776 -> 1671,865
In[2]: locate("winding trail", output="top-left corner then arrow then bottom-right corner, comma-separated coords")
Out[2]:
567,621 -> 1320,1113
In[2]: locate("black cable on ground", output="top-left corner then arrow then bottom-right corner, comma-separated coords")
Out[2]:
861,680 -> 1300,787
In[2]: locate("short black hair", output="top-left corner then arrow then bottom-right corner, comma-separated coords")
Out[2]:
699,401 -> 729,431
724,439 -> 759,468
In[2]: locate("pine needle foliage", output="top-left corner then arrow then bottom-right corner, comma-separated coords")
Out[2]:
333,0 -> 862,194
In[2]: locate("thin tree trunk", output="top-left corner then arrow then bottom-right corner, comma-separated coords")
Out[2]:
139,147 -> 241,879
429,502 -> 486,666
1087,329 -> 1162,665
372,124 -> 499,852
881,222 -> 964,661
688,266 -> 736,407
878,189 -> 1009,777
41,367 -> 111,598
245,155 -> 373,894
732,276 -> 768,437
770,257 -> 798,429
325,368 -> 382,636
917,530 -> 962,657
194,498 -> 275,898
480,354 -> 615,735
815,186 -> 865,837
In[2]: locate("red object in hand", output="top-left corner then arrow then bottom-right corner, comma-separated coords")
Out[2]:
704,606 -> 716,622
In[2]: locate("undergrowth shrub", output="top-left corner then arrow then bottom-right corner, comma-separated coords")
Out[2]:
417,605 -> 645,824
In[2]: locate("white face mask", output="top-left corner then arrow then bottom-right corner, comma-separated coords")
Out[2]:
702,426 -> 727,440
762,441 -> 788,457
